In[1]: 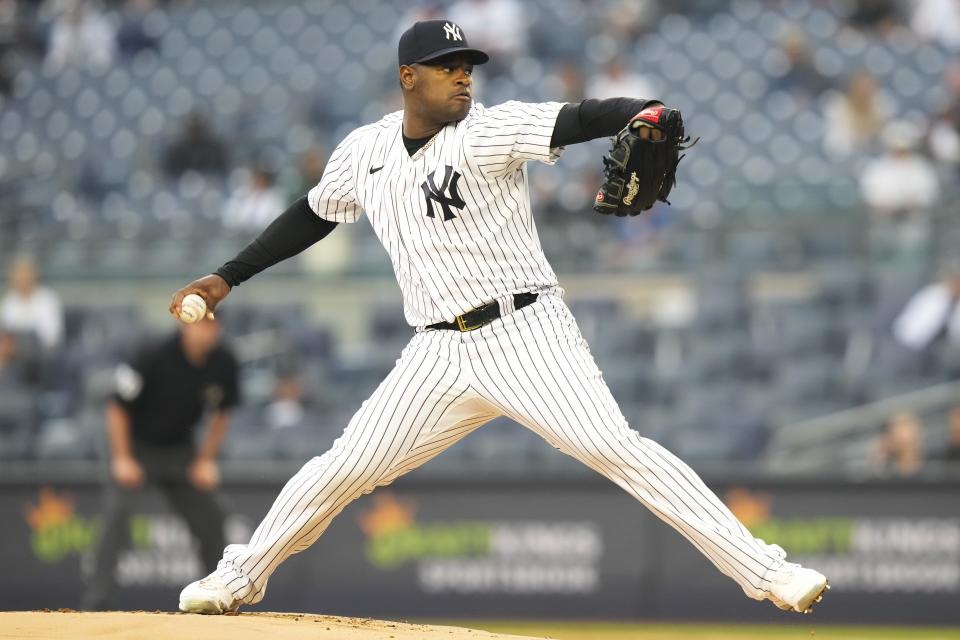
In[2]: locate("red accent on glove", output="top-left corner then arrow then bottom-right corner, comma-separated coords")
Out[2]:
630,105 -> 664,126
595,190 -> 604,203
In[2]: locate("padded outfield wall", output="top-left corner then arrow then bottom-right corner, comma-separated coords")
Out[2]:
4,468 -> 959,625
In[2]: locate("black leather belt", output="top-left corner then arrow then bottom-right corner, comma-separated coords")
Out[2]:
427,293 -> 539,332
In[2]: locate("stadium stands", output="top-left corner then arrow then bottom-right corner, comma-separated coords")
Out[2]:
1,0 -> 958,470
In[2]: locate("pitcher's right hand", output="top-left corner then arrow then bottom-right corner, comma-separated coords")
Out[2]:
169,274 -> 231,321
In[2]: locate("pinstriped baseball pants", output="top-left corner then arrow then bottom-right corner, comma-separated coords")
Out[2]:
216,292 -> 785,604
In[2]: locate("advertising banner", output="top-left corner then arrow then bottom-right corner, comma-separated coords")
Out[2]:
3,476 -> 959,624
652,483 -> 960,624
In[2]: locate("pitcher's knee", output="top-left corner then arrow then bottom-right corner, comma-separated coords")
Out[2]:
578,426 -> 659,466
337,467 -> 382,493
284,456 -> 380,506
607,423 -> 651,451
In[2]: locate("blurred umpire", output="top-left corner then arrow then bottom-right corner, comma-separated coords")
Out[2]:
83,316 -> 240,610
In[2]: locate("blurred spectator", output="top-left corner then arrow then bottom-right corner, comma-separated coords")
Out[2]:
264,372 -> 310,432
222,165 -> 285,232
926,64 -> 960,168
0,0 -> 21,96
845,0 -> 903,35
261,370 -> 328,456
116,0 -> 159,56
44,0 -> 115,72
586,56 -> 656,101
0,255 -> 64,352
285,148 -> 327,202
823,70 -> 891,158
0,0 -> 17,45
938,405 -> 960,463
893,266 -> 960,351
860,122 -> 939,218
543,60 -> 586,103
910,0 -> 960,49
449,0 -> 528,60
161,112 -> 229,179
602,0 -> 659,46
0,330 -> 22,378
770,27 -> 831,102
944,63 -> 960,129
0,329 -> 36,457
869,411 -> 924,476
927,109 -> 960,167
83,316 -> 239,610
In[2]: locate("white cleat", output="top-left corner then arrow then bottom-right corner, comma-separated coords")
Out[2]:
179,575 -> 241,614
767,563 -> 829,614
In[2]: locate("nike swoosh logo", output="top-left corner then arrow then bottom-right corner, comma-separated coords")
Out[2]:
369,166 -> 384,174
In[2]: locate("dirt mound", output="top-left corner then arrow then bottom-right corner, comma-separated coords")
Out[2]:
0,611 -> 547,640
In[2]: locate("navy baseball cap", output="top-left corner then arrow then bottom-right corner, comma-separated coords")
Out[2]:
398,20 -> 489,67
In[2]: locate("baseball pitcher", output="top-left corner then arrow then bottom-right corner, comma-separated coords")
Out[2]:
170,20 -> 828,616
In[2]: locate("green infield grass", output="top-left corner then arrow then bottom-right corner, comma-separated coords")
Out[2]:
426,621 -> 960,640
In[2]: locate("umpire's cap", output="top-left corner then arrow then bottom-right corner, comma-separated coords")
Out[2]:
398,20 -> 489,67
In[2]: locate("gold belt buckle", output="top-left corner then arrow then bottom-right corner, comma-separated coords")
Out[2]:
456,313 -> 482,332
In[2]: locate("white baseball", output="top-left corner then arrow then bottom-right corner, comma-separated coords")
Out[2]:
179,293 -> 207,324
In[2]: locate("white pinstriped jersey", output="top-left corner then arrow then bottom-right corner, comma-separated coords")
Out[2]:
213,105 -> 797,612
307,101 -> 566,327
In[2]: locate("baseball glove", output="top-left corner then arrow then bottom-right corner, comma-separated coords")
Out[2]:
593,104 -> 698,216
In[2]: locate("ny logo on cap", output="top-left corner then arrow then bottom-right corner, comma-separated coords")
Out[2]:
443,22 -> 463,41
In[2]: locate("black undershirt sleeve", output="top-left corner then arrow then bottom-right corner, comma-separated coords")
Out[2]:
214,196 -> 338,287
550,97 -> 661,147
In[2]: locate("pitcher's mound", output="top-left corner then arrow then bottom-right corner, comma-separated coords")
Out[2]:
0,610 -> 547,640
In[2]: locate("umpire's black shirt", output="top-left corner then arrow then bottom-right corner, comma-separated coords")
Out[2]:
113,332 -> 240,446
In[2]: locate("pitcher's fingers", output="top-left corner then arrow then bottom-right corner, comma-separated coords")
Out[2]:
169,289 -> 195,317
169,292 -> 184,317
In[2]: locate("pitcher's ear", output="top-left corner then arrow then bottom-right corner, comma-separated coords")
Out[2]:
400,64 -> 417,91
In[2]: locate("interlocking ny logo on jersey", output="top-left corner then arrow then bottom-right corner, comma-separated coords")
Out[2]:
443,22 -> 462,41
421,165 -> 466,221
